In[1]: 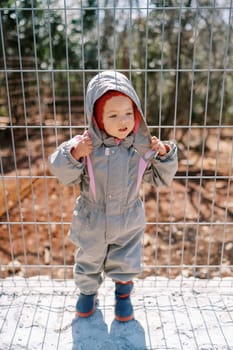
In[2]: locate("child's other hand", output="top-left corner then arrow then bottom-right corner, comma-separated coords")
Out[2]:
71,134 -> 93,160
151,136 -> 167,156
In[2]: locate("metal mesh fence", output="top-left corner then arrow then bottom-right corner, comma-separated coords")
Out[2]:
0,0 -> 233,285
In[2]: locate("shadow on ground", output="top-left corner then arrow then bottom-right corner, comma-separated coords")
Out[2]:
72,309 -> 146,350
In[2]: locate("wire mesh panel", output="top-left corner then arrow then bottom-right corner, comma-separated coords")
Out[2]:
0,1 -> 233,285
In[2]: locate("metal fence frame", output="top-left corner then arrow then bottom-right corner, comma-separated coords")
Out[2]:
0,1 -> 232,286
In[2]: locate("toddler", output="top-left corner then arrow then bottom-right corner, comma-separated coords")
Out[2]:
48,71 -> 178,322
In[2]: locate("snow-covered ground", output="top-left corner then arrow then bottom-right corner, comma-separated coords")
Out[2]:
0,276 -> 233,350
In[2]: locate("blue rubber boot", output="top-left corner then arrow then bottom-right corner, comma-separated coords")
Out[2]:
115,281 -> 134,322
75,293 -> 97,318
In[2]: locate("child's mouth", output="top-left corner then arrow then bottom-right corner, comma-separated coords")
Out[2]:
118,127 -> 128,132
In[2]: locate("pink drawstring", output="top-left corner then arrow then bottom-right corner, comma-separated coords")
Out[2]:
86,155 -> 96,201
136,150 -> 157,192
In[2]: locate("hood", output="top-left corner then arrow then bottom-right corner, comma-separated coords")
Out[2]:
85,70 -> 152,157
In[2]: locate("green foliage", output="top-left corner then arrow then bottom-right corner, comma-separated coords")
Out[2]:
0,1 -> 232,130
0,0 -> 78,69
0,0 -> 98,124
114,2 -> 233,128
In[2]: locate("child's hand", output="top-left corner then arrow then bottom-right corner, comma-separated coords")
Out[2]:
151,136 -> 167,156
71,134 -> 93,160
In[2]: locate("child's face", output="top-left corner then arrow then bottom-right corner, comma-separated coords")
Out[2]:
102,95 -> 135,139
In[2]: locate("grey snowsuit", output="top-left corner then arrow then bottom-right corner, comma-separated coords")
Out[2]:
48,71 -> 178,294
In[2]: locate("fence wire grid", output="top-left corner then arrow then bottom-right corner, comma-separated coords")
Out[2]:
0,0 -> 233,288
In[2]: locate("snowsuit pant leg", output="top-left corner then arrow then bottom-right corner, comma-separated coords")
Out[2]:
104,225 -> 144,282
72,204 -> 108,295
74,243 -> 108,295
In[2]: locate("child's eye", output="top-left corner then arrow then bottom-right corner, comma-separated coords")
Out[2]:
108,114 -> 117,118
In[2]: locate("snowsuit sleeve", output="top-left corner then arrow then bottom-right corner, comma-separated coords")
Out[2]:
143,141 -> 178,187
48,138 -> 85,186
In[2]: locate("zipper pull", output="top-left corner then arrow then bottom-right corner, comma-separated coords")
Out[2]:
105,147 -> 110,156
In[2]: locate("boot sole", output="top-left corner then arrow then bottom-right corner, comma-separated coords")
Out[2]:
75,306 -> 96,318
75,295 -> 97,318
115,313 -> 134,322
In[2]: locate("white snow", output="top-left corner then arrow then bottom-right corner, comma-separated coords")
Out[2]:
0,276 -> 233,349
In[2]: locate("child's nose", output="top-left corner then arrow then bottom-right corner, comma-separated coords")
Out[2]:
120,115 -> 128,124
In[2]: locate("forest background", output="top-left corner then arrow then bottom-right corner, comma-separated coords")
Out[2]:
1,0 -> 232,131
0,0 -> 232,279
